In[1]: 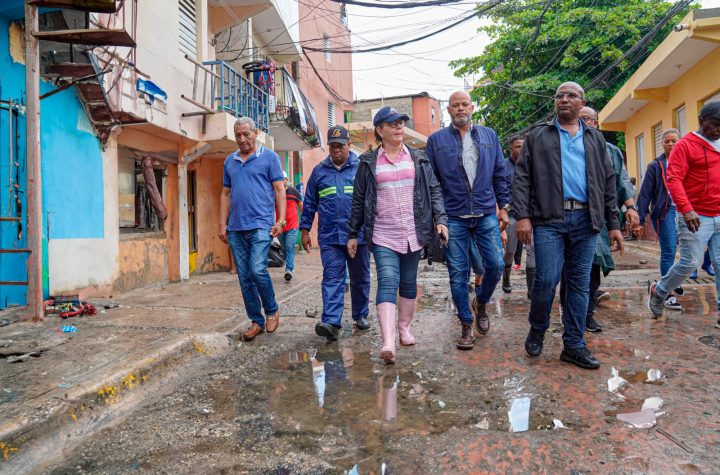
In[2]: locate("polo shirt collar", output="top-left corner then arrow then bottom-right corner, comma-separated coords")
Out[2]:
555,118 -> 584,136
233,145 -> 265,162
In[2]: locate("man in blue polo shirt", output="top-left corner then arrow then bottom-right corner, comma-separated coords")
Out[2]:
220,117 -> 286,342
513,82 -> 623,369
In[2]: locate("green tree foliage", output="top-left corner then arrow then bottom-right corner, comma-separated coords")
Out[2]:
451,0 -> 695,142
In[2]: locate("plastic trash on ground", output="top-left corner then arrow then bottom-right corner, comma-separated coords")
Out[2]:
608,367 -> 628,392
553,418 -> 566,429
617,409 -> 656,428
642,396 -> 664,412
508,397 -> 531,432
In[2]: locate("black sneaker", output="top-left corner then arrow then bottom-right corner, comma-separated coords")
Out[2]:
354,317 -> 370,330
315,322 -> 339,341
284,271 -> 293,281
560,346 -> 600,369
586,316 -> 603,332
664,295 -> 682,311
524,328 -> 545,357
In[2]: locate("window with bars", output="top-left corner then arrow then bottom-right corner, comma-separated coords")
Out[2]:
179,0 -> 197,59
652,122 -> 663,159
328,102 -> 336,127
323,34 -> 331,62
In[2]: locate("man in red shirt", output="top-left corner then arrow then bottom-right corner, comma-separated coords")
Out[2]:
648,101 -> 720,328
278,171 -> 303,281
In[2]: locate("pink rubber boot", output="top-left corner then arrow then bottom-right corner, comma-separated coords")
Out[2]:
377,302 -> 397,364
398,296 -> 416,346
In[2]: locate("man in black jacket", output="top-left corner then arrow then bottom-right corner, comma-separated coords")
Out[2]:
513,82 -> 623,369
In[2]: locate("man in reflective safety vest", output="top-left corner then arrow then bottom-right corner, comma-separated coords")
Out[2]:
300,126 -> 371,341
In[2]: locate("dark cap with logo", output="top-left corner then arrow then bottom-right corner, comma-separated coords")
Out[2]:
327,125 -> 350,144
373,106 -> 410,127
700,101 -> 720,120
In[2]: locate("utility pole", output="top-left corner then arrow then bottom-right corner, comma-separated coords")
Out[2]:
25,1 -> 44,322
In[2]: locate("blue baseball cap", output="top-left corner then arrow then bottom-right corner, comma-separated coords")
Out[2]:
372,106 -> 410,127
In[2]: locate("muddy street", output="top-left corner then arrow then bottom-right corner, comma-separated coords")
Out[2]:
21,249 -> 718,474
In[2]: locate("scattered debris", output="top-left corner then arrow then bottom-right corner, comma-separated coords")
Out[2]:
438,400 -> 446,409
0,319 -> 10,327
656,428 -> 693,453
641,397 -> 664,412
474,419 -> 490,429
617,409 -> 656,429
553,418 -> 566,430
508,397 -> 531,432
639,259 -> 648,264
608,367 -> 628,392
646,369 -> 664,382
7,351 -> 41,363
305,309 -> 318,318
61,325 -> 78,333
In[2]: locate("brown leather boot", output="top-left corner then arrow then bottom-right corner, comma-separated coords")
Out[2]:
472,297 -> 490,335
241,322 -> 263,341
456,322 -> 475,350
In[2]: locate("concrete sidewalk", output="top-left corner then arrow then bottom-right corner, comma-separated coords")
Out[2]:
0,251 -> 325,464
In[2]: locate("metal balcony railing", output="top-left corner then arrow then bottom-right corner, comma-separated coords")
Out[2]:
181,57 -> 270,133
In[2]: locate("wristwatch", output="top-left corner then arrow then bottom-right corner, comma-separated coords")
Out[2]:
627,204 -> 639,212
501,203 -> 511,211
277,219 -> 287,227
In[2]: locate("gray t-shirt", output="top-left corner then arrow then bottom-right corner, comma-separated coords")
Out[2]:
461,128 -> 478,188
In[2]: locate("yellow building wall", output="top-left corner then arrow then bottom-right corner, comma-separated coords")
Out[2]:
623,47 -> 720,182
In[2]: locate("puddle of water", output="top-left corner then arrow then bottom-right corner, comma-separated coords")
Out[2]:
619,369 -> 665,384
699,335 -> 720,350
508,397 -> 531,432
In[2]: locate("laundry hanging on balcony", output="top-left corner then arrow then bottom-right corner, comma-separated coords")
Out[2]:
281,69 -> 322,148
136,79 -> 168,104
242,59 -> 276,96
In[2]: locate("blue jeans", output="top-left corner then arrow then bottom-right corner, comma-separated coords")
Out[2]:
320,244 -> 370,327
227,229 -> 279,327
529,210 -> 597,349
372,245 -> 422,305
278,228 -> 298,272
469,240 -> 484,277
656,214 -> 720,309
446,215 -> 504,324
652,207 -> 677,277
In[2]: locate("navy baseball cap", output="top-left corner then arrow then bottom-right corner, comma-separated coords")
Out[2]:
372,106 -> 410,127
327,125 -> 350,144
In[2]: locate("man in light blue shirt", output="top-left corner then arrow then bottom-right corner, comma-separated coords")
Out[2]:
220,117 -> 286,342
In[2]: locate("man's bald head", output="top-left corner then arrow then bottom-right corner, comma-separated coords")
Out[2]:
554,82 -> 586,124
447,90 -> 475,129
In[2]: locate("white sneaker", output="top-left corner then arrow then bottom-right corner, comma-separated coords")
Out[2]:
664,296 -> 682,311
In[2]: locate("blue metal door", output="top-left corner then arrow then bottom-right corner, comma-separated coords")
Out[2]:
0,98 -> 28,309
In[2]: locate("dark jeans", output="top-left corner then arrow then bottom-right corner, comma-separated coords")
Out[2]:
227,229 -> 278,327
372,245 -> 422,305
529,210 -> 597,349
560,263 -> 602,319
446,215 -> 504,324
320,244 -> 370,327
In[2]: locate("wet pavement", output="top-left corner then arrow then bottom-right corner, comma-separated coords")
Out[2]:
3,245 -> 720,473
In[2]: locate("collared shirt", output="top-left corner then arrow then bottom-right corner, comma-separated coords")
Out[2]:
461,127 -> 479,188
557,118 -> 588,202
223,146 -> 284,231
372,145 -> 421,253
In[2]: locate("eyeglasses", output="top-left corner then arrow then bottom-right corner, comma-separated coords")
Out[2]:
383,120 -> 405,129
579,115 -> 598,122
555,92 -> 582,101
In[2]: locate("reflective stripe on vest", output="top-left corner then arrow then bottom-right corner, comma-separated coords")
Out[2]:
319,186 -> 337,198
343,185 -> 354,194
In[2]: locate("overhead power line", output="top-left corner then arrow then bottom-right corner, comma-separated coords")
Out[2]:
330,0 -> 466,8
304,0 -> 505,54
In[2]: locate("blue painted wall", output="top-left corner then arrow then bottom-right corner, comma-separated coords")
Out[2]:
1,9 -> 105,306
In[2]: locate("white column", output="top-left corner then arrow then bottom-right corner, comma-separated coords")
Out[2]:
178,162 -> 190,280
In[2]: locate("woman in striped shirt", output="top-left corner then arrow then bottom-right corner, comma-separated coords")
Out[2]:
348,107 -> 448,364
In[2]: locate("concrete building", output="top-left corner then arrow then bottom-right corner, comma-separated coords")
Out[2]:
0,0 -> 320,310
599,8 -> 720,183
348,92 -> 442,151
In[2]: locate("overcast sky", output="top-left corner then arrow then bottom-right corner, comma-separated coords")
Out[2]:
348,0 -> 720,103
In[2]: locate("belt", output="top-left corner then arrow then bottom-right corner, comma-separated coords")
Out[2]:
563,200 -> 588,210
